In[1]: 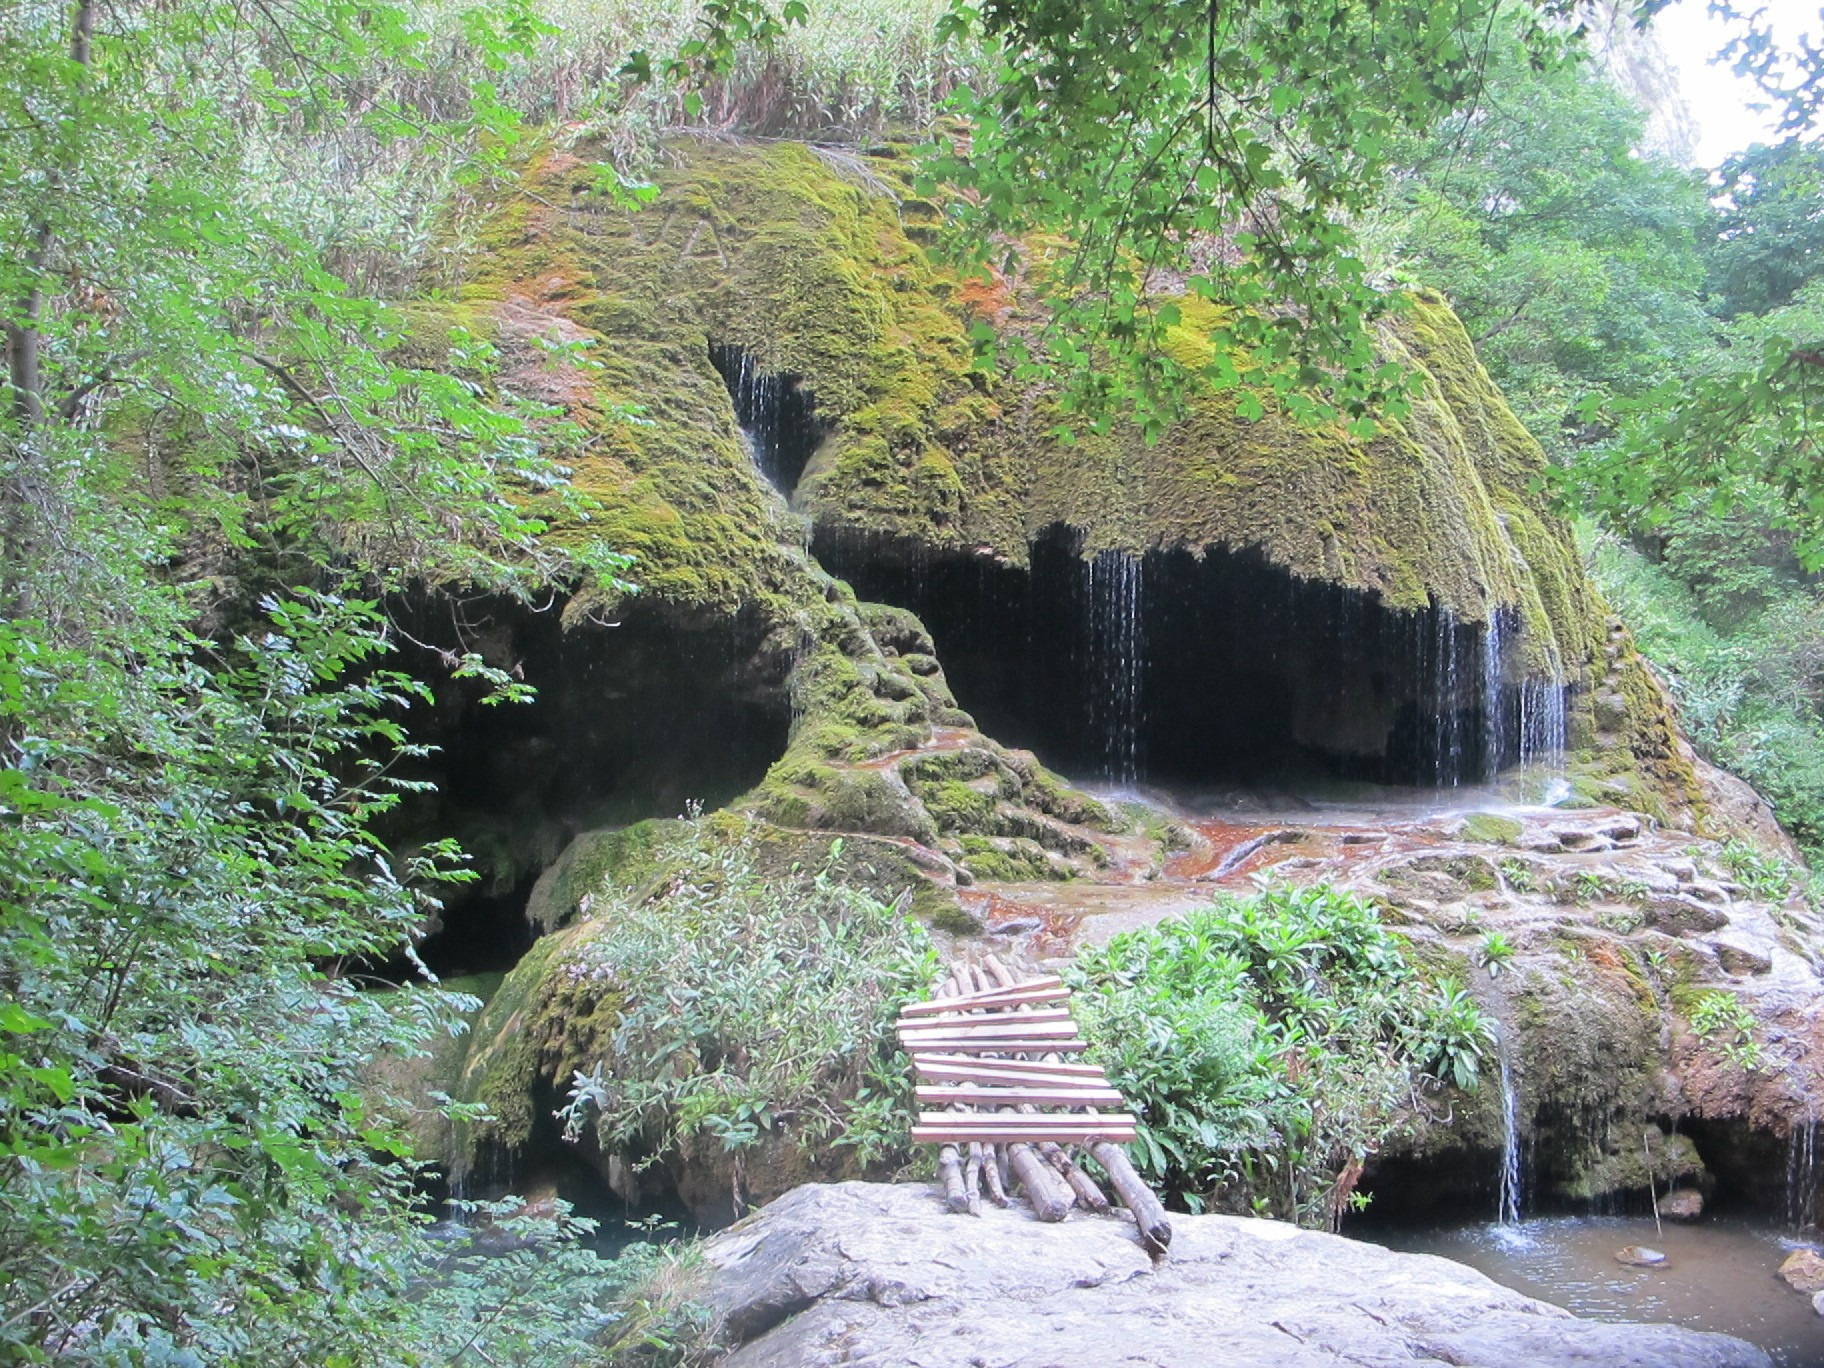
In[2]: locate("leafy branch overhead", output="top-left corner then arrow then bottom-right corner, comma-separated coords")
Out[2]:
650,0 -> 1584,440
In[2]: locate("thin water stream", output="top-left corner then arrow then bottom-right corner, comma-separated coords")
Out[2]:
1367,1215 -> 1824,1365
1496,1028 -> 1524,1228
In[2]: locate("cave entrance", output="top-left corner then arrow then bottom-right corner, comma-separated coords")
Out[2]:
708,343 -> 827,496
381,594 -> 793,976
818,524 -> 1563,790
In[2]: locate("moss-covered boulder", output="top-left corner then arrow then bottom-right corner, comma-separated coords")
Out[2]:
447,817 -> 942,1219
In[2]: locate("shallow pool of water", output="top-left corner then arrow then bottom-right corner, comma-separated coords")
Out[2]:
1365,1215 -> 1824,1365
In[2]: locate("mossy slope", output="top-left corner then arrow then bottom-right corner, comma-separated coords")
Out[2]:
449,131 -> 1707,832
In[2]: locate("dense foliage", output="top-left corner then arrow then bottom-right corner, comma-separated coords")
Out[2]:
0,0 -> 650,1360
924,0 -> 1576,438
1370,15 -> 1715,461
1068,883 -> 1495,1229
1590,514 -> 1824,856
556,828 -> 935,1181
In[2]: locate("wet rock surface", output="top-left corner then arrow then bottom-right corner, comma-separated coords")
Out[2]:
901,780 -> 1824,1207
1780,1248 -> 1824,1294
701,1182 -> 1772,1367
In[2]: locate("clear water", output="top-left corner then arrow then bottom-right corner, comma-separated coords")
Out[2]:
1369,1215 -> 1824,1365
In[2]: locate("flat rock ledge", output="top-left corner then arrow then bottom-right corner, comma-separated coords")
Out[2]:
700,1182 -> 1771,1367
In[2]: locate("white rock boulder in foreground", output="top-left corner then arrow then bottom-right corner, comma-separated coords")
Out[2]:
701,1182 -> 1771,1367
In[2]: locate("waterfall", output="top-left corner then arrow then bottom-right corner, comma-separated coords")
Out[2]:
1788,1106 -> 1819,1229
1497,1028 -> 1523,1225
709,343 -> 820,495
1482,610 -> 1506,777
1517,672 -> 1567,769
724,348 -> 779,483
1086,550 -> 1143,785
1432,609 -> 1468,787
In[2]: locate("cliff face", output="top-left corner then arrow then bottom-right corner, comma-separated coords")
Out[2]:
395,131 -> 1809,1220
425,133 -> 1699,826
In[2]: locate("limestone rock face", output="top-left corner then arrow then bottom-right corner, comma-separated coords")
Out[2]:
701,1182 -> 1771,1368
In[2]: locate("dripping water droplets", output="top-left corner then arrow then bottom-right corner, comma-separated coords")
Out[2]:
1086,550 -> 1144,785
1497,1025 -> 1524,1226
708,343 -> 824,496
1787,1104 -> 1819,1230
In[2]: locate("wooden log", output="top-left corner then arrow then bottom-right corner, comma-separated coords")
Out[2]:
981,954 -> 1020,990
915,1110 -> 1136,1131
1042,1142 -> 1112,1212
1090,1140 -> 1172,1254
913,1116 -> 1137,1145
1007,1141 -> 1070,1222
898,982 -> 1068,1017
964,1142 -> 984,1216
915,1085 -> 1126,1107
981,955 -> 1123,1218
900,1018 -> 1081,1042
983,1143 -> 1010,1207
900,1006 -> 1076,1029
911,1066 -> 1114,1091
901,1014 -> 1079,1036
910,1056 -> 1107,1080
937,1143 -> 970,1213
902,1038 -> 1091,1055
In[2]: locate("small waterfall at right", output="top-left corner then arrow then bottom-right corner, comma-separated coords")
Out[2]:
1476,604 -> 1568,784
1787,1106 -> 1820,1231
1496,1025 -> 1525,1226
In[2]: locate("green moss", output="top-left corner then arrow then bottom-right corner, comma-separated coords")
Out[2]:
1461,813 -> 1524,846
524,819 -> 682,934
1559,1129 -> 1705,1203
957,834 -> 1066,881
450,135 -> 1694,823
928,901 -> 987,935
920,779 -> 1000,833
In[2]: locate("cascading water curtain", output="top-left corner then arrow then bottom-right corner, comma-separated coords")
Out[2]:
1788,1107 -> 1819,1229
1496,1026 -> 1524,1225
1482,610 -> 1507,778
1480,607 -> 1569,780
728,348 -> 782,483
1432,609 -> 1468,787
1086,550 -> 1144,785
709,343 -> 821,495
1517,664 -> 1569,767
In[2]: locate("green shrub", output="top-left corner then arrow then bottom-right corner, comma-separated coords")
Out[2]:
1478,931 -> 1517,976
1718,838 -> 1797,902
1689,989 -> 1764,1072
555,830 -> 937,1172
1588,525 -> 1824,856
1068,882 -> 1496,1228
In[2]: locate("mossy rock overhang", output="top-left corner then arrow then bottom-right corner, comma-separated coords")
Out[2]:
452,136 -> 1589,667
441,129 -> 1700,817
